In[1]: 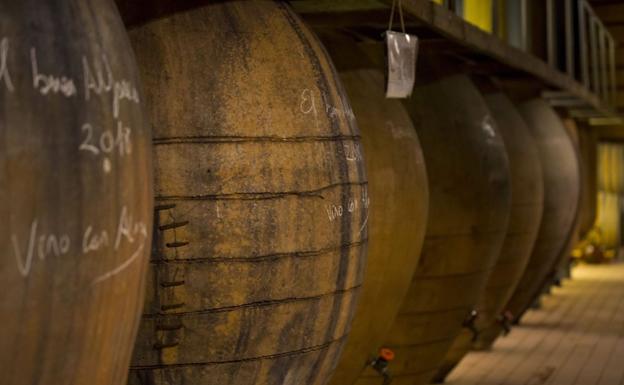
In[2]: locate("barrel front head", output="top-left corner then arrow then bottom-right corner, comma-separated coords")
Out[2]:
0,1 -> 153,385
126,2 -> 368,385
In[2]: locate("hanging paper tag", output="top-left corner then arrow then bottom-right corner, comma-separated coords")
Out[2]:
385,31 -> 418,98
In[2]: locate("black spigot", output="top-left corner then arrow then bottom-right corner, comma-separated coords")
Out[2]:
497,310 -> 514,335
463,309 -> 480,342
369,348 -> 395,385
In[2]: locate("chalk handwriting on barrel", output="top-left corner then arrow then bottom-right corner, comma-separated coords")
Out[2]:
11,205 -> 148,281
92,205 -> 149,285
325,188 -> 370,222
300,88 -> 317,116
385,120 -> 417,140
82,54 -> 140,118
343,142 -> 363,162
11,220 -> 70,277
0,38 -> 15,92
300,88 -> 356,122
80,121 -> 132,156
31,47 -> 77,97
83,226 -> 109,254
0,37 -> 140,118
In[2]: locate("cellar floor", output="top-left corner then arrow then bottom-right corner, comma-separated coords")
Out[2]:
443,262 -> 624,385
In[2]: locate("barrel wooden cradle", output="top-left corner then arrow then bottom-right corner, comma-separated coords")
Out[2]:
355,70 -> 511,385
504,99 -> 580,323
433,92 -> 544,377
0,1 -> 153,385
126,1 -> 368,385
324,53 -> 429,385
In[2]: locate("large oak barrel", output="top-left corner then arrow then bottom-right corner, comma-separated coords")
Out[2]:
356,72 -> 511,385
0,2 -> 153,385
595,190 -> 621,251
598,143 -> 624,194
547,118 -> 582,284
505,99 -> 580,322
125,2 -> 368,385
324,64 -> 428,385
593,143 -> 623,252
433,93 -> 544,376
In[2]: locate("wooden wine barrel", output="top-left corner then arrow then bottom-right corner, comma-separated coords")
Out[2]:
323,65 -> 428,385
547,118 -> 582,284
598,144 -> 609,191
595,191 -> 620,251
587,143 -> 621,255
576,126 -> 597,241
0,2 -> 153,385
355,72 -> 511,385
125,2 -> 368,385
606,144 -> 619,192
598,143 -> 624,194
433,93 -> 544,378
505,99 -> 580,322
594,143 -> 624,252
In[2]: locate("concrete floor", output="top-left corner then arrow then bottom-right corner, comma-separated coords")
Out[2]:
444,263 -> 624,385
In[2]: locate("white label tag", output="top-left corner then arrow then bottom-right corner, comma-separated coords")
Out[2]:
385,31 -> 418,98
